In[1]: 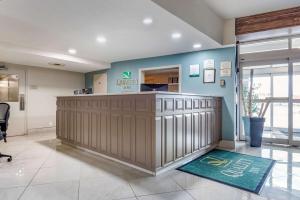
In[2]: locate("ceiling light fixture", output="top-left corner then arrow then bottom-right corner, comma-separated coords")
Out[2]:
68,48 -> 77,55
193,43 -> 202,49
172,32 -> 182,39
97,36 -> 107,43
143,17 -> 153,25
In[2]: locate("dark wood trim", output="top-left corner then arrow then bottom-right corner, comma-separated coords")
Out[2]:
236,7 -> 300,35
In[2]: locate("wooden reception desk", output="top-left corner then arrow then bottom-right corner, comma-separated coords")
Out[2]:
56,92 -> 222,175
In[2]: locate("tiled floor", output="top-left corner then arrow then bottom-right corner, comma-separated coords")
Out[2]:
0,132 -> 299,200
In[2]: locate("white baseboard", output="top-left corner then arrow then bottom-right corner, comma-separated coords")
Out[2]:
28,127 -> 56,134
218,140 -> 236,149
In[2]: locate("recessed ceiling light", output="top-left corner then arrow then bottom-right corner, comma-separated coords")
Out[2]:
143,17 -> 153,25
193,43 -> 202,49
97,36 -> 107,43
68,48 -> 77,55
172,32 -> 182,39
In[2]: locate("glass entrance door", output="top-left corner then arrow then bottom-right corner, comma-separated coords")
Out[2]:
238,36 -> 300,146
292,63 -> 300,145
239,62 -> 290,144
240,61 -> 300,145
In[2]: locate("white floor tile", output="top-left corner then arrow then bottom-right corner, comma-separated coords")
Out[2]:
137,191 -> 193,200
187,186 -> 248,200
31,164 -> 80,185
21,181 -> 79,200
0,158 -> 45,172
80,162 -> 124,180
0,169 -> 36,188
1,132 -> 300,200
0,187 -> 25,200
172,171 -> 214,190
79,177 -> 135,200
129,176 -> 182,196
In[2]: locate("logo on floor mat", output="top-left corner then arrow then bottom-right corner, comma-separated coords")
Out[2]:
200,156 -> 232,167
221,159 -> 253,178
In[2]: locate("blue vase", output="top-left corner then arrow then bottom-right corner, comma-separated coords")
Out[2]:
249,117 -> 265,147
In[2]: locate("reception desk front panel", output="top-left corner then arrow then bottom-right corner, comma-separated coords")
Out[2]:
56,93 -> 222,174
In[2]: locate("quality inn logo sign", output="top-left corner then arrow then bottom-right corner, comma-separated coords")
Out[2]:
121,71 -> 132,79
117,71 -> 138,90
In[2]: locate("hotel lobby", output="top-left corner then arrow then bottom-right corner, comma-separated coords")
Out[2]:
0,0 -> 300,200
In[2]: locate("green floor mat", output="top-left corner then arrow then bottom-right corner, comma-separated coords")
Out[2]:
178,149 -> 275,194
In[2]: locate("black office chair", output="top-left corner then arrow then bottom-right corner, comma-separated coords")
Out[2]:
0,103 -> 12,162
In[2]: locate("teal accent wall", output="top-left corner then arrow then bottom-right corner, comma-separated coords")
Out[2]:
85,47 -> 236,141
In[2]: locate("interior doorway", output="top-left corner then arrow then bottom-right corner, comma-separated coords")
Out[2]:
0,67 -> 27,136
139,65 -> 181,92
93,73 -> 107,94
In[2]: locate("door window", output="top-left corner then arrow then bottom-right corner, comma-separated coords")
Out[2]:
0,74 -> 19,102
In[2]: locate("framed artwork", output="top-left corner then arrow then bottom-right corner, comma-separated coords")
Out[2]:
203,69 -> 216,83
204,59 -> 215,69
189,64 -> 200,77
220,61 -> 232,77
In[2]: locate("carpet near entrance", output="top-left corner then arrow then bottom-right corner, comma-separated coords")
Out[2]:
177,149 -> 275,194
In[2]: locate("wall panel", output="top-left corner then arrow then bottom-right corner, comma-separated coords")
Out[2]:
200,112 -> 206,148
185,113 -> 192,155
164,116 -> 174,164
175,114 -> 184,159
193,113 -> 200,152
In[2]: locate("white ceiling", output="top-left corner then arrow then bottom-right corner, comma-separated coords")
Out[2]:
2,0 -> 300,73
204,0 -> 300,19
0,0 -> 220,73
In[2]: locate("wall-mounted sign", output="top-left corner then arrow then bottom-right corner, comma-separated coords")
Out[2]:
117,71 -> 138,90
220,61 -> 232,77
121,71 -> 132,79
204,59 -> 215,69
116,79 -> 138,89
189,64 -> 200,77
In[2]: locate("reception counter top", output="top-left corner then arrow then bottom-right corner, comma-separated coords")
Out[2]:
56,92 -> 222,175
58,91 -> 223,97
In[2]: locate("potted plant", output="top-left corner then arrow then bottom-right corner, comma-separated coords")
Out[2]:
242,69 -> 269,147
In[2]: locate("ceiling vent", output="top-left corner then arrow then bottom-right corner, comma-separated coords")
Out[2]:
48,62 -> 65,67
0,62 -> 7,70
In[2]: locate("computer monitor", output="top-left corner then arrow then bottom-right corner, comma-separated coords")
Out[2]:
140,84 -> 168,92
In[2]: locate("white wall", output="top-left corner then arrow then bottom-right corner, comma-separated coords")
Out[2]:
27,67 -> 84,131
5,63 -> 85,132
223,19 -> 236,45
152,0 -> 224,44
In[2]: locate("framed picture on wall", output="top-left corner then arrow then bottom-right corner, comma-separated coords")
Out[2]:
203,69 -> 216,83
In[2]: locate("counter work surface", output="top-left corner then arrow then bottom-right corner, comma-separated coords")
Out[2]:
58,91 -> 223,98
57,92 -> 222,175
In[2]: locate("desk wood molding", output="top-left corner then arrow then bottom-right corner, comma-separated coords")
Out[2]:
56,93 -> 222,174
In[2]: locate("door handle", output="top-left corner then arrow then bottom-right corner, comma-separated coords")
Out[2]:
20,94 -> 25,111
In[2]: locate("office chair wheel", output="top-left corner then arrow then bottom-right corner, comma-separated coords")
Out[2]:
7,157 -> 12,162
